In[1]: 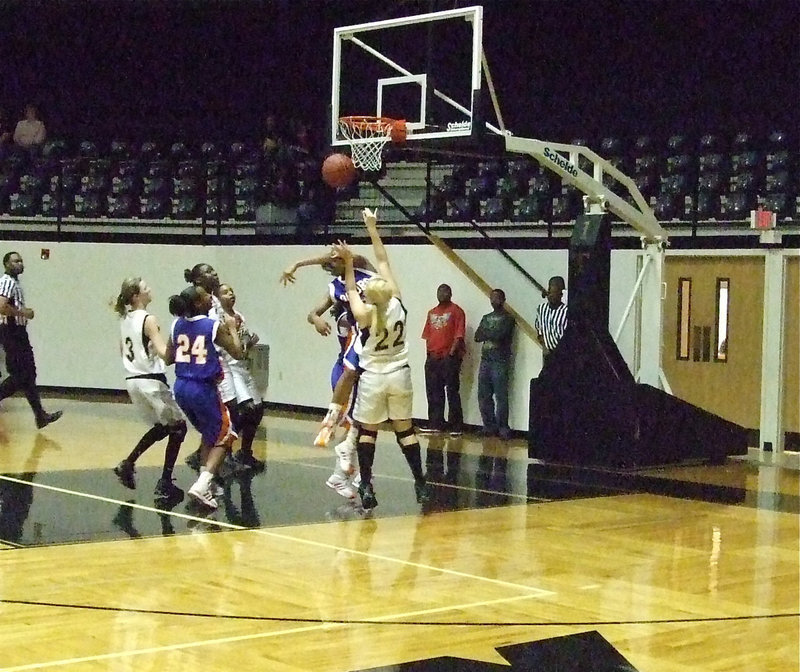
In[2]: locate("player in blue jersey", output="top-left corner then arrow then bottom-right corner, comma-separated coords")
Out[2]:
332,208 -> 430,510
280,248 -> 376,497
167,285 -> 244,509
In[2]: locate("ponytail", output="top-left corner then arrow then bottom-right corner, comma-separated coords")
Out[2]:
169,286 -> 202,317
112,277 -> 142,317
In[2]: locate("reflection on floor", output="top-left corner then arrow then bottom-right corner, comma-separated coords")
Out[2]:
0,429 -> 796,548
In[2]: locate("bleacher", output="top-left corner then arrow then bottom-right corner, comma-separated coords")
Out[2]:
1,130 -> 796,237
334,130 -> 798,233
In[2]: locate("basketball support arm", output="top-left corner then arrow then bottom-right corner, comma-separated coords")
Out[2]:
504,135 -> 669,390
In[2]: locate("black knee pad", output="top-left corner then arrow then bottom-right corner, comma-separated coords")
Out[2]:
168,420 -> 187,441
395,427 -> 416,447
358,427 -> 378,444
239,400 -> 264,427
152,423 -> 171,441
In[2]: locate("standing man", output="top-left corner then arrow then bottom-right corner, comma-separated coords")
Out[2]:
534,276 -> 568,367
474,289 -> 515,440
421,284 -> 466,436
0,252 -> 62,429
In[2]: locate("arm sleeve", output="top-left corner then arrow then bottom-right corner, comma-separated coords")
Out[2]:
454,305 -> 466,340
421,310 -> 431,340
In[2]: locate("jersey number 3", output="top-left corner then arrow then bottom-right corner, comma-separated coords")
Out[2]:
175,334 -> 208,364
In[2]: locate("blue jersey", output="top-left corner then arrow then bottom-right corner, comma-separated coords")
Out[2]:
328,268 -> 377,321
171,316 -> 223,382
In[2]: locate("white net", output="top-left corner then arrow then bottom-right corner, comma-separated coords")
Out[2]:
338,117 -> 396,171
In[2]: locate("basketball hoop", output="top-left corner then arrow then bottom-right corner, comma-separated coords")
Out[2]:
338,116 -> 405,171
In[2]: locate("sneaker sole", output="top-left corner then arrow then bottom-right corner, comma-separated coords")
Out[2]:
188,488 -> 218,509
325,480 -> 356,499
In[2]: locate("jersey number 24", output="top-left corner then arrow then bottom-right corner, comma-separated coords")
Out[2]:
175,334 -> 208,364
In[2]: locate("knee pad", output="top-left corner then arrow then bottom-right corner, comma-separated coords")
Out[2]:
152,423 -> 171,441
358,427 -> 378,445
168,420 -> 187,441
395,427 -> 417,447
240,401 -> 264,427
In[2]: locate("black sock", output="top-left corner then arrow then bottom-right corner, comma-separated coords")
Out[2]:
161,434 -> 182,480
127,425 -> 169,464
356,440 -> 376,485
402,443 -> 425,482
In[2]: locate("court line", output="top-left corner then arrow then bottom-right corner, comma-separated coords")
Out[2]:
0,594 -> 542,671
3,597 -> 797,627
0,474 -> 555,596
2,599 -> 797,671
286,457 -> 548,502
0,475 -> 244,529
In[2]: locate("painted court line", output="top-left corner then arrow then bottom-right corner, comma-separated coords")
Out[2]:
0,474 -> 555,597
0,594 -> 541,671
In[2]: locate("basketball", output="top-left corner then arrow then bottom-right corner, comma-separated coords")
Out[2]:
322,153 -> 357,189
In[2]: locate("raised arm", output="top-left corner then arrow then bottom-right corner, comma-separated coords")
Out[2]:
280,250 -> 376,286
362,208 -> 400,299
280,253 -> 332,286
332,241 -> 372,329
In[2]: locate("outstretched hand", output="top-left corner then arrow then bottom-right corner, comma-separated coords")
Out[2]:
279,264 -> 298,286
331,239 -> 353,262
362,207 -> 378,228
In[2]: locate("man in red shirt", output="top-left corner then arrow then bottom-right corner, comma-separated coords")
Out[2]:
421,284 -> 466,435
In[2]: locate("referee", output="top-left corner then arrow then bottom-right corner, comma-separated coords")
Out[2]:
0,252 -> 62,429
535,275 -> 568,367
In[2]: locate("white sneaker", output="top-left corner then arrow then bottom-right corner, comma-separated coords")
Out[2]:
210,480 -> 224,498
188,480 -> 218,509
334,427 -> 358,474
351,472 -> 361,488
326,472 -> 356,499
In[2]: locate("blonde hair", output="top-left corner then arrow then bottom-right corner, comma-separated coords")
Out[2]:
112,277 -> 142,316
363,277 -> 393,335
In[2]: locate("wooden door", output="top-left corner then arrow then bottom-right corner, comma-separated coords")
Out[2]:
662,256 -> 764,430
784,257 -> 799,439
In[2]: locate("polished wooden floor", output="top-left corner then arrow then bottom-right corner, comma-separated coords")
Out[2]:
0,395 -> 797,671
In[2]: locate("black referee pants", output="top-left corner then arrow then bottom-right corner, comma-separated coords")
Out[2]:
0,323 -> 46,419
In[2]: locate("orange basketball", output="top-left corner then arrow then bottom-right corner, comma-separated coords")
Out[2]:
322,153 -> 357,189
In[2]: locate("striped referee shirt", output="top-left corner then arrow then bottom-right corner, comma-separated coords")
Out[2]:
534,301 -> 567,350
0,273 -> 28,326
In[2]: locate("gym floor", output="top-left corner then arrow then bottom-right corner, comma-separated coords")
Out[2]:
0,394 -> 797,671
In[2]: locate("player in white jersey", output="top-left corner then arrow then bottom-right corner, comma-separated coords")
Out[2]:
218,283 -> 266,471
332,208 -> 430,511
112,277 -> 187,505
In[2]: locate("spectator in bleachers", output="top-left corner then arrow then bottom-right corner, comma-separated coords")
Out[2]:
261,114 -> 284,158
0,108 -> 12,157
272,164 -> 300,208
13,104 -> 46,155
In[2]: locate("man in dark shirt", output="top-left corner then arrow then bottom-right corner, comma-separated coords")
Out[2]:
474,288 -> 515,440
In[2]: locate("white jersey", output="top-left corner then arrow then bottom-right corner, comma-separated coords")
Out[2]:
120,309 -> 166,377
227,307 -> 261,403
356,296 -> 409,374
208,294 -> 236,403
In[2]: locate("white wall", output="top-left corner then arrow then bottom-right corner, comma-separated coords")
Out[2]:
2,240 -> 641,431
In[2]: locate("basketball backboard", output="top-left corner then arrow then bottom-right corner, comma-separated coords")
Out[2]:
330,5 -> 502,148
